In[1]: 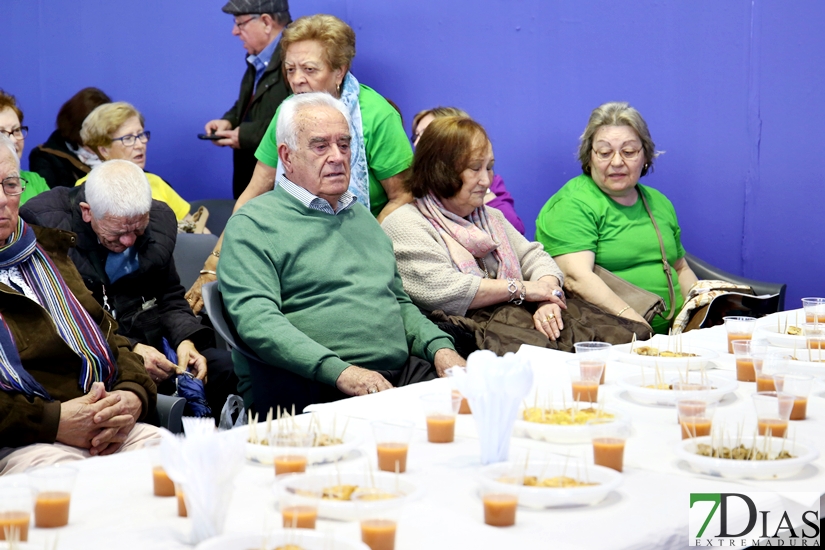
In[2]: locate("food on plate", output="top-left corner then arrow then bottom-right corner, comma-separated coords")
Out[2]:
694,443 -> 795,461
319,485 -> 397,501
522,407 -> 614,426
786,325 -> 803,335
633,346 -> 697,358
520,475 -> 599,488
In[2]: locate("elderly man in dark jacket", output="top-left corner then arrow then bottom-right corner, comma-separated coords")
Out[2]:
21,159 -> 237,417
204,0 -> 292,198
0,135 -> 157,475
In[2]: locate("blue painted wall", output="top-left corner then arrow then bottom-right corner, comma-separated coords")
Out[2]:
3,0 -> 823,306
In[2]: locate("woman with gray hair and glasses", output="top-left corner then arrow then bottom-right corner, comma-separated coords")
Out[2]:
536,101 -> 698,334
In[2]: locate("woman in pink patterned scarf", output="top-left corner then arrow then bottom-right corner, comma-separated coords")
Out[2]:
381,116 -> 567,343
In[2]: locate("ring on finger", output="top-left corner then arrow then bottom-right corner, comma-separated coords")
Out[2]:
368,387 -> 377,394
546,313 -> 555,321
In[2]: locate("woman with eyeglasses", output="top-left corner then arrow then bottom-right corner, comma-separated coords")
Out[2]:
77,102 -> 190,221
535,102 -> 698,334
0,90 -> 51,205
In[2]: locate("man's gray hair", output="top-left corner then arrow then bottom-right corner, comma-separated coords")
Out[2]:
276,92 -> 351,151
85,159 -> 153,218
0,134 -> 19,170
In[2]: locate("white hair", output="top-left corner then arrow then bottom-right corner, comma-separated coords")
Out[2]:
85,159 -> 153,218
0,134 -> 19,170
276,92 -> 351,151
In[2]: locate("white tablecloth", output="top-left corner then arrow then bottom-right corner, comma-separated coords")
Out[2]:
3,310 -> 824,549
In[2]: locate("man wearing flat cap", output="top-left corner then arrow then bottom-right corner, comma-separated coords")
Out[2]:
204,0 -> 292,199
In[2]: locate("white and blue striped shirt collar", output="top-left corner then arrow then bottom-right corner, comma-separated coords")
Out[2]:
277,174 -> 357,215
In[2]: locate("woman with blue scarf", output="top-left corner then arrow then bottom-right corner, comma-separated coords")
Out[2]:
187,14 -> 413,314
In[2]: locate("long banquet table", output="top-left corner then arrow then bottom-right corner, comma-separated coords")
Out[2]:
3,310 -> 824,549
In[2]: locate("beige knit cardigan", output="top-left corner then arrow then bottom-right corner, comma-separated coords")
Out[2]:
382,204 -> 565,317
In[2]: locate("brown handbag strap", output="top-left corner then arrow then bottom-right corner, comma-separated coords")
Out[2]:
35,145 -> 92,174
638,186 -> 677,320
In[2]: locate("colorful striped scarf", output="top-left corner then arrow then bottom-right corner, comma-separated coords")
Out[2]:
0,219 -> 117,399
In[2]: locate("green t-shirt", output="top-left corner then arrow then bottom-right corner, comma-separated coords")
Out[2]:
255,84 -> 413,218
20,170 -> 50,206
535,174 -> 685,334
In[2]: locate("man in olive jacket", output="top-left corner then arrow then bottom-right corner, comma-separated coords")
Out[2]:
0,135 -> 157,475
204,0 -> 292,198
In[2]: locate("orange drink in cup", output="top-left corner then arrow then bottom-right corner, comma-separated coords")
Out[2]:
480,477 -> 519,528
421,392 -> 462,443
773,373 -> 814,421
175,484 -> 187,517
803,323 -> 825,350
452,390 -> 472,414
575,342 -> 612,385
802,297 -> 825,324
355,490 -> 403,550
754,352 -> 786,393
372,420 -> 414,473
29,465 -> 77,528
723,316 -> 757,353
279,487 -> 320,529
0,485 -> 32,542
752,391 -> 794,438
272,433 -> 314,476
588,418 -> 630,472
145,439 -> 175,497
731,340 -> 765,383
676,396 -> 716,440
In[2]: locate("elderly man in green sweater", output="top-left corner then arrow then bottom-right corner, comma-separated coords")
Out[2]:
219,92 -> 465,413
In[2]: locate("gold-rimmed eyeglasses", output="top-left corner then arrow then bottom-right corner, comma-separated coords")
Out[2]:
0,176 -> 27,196
591,148 -> 643,162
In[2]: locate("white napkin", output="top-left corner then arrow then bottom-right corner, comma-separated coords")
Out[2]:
160,417 -> 245,544
449,350 -> 533,464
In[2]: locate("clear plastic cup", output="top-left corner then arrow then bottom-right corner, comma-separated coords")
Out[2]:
676,397 -> 717,439
372,420 -> 414,473
802,323 -> 825,351
280,486 -> 321,529
420,392 -> 462,443
773,373 -> 814,420
480,476 -> 520,528
355,490 -> 404,549
801,297 -> 825,324
0,483 -> 32,542
588,418 -> 630,472
574,342 -> 612,384
146,439 -> 175,497
752,391 -> 794,438
754,351 -> 787,393
175,483 -> 187,517
731,339 -> 766,383
29,465 -> 78,528
724,316 -> 757,353
272,433 -> 314,476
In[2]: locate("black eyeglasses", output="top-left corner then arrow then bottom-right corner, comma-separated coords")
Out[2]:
0,176 -> 27,196
0,126 -> 28,140
111,131 -> 151,147
234,15 -> 260,30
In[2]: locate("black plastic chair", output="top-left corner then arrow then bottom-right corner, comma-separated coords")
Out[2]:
156,394 -> 186,434
173,233 -> 219,290
189,199 -> 236,235
684,252 -> 787,311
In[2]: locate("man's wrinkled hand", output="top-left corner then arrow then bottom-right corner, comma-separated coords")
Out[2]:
133,343 -> 179,384
55,382 -> 120,449
335,365 -> 393,396
185,272 -> 215,315
433,348 -> 466,377
177,339 -> 207,381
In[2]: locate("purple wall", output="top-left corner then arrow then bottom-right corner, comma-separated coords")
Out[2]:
3,0 -> 823,306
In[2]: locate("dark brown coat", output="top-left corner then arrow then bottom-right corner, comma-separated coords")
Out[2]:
0,225 -> 155,449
